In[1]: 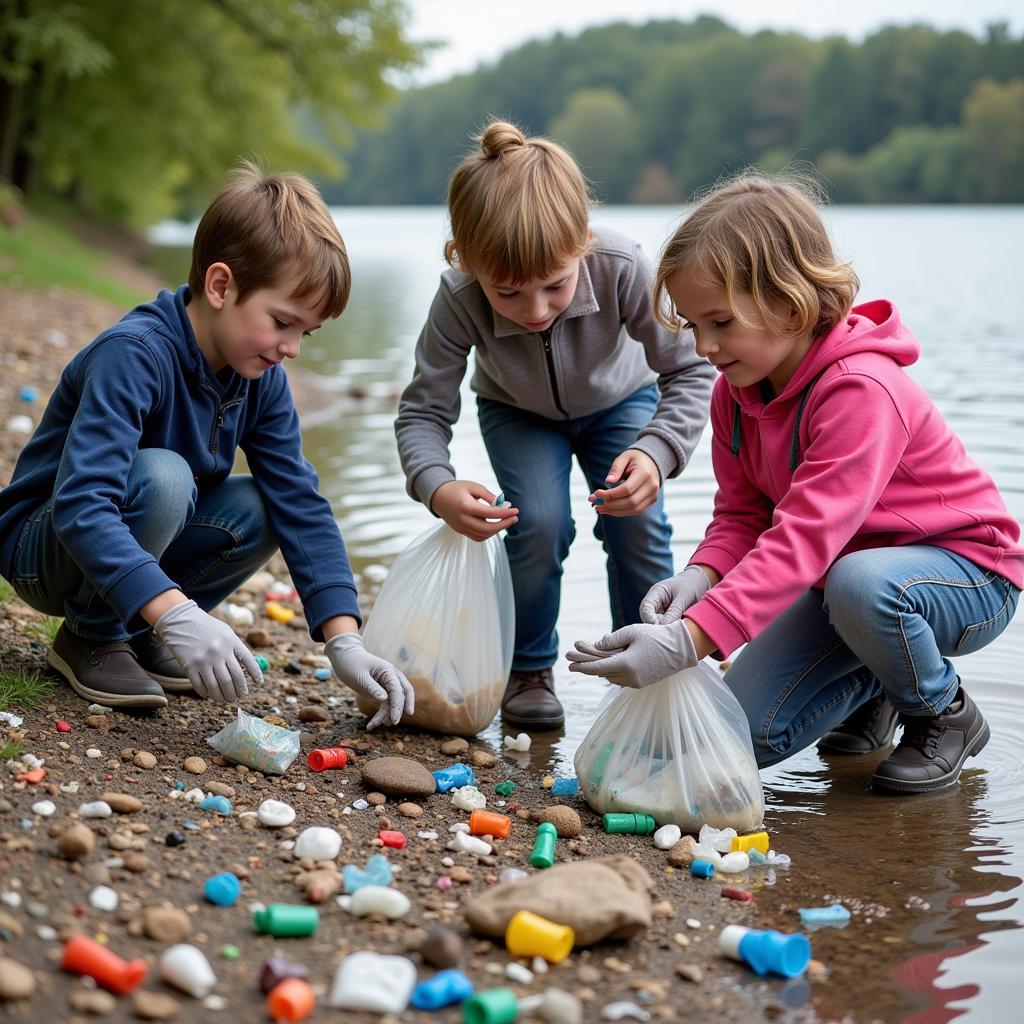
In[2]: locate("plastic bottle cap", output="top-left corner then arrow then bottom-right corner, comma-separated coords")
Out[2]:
719,924 -> 748,960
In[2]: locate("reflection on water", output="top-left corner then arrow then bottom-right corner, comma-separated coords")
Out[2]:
156,205 -> 1024,1021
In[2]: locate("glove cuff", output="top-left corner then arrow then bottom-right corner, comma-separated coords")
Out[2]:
153,598 -> 199,636
325,631 -> 364,655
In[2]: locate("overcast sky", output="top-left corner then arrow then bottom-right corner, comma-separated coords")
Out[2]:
405,0 -> 1023,84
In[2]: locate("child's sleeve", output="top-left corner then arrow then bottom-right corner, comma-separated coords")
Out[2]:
49,339 -> 178,631
394,286 -> 473,510
618,244 -> 715,480
241,371 -> 361,641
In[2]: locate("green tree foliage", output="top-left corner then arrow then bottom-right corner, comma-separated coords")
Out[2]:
324,17 -> 1024,205
0,0 -> 419,223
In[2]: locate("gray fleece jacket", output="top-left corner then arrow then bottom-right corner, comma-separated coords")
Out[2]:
395,226 -> 714,508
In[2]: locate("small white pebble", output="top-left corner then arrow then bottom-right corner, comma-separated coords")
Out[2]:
32,801 -> 56,817
89,886 -> 119,912
284,695 -> 298,704
602,1002 -> 651,1022
418,831 -> 439,841
1,892 -> 22,908
352,799 -> 369,810
279,840 -> 296,850
342,806 -> 352,815
506,962 -> 533,984
36,925 -> 57,941
295,782 -> 306,791
203,995 -> 227,1010
653,824 -> 682,850
85,748 -> 103,759
531,956 -> 548,975
441,856 -> 454,867
59,781 -> 79,794
686,918 -> 701,929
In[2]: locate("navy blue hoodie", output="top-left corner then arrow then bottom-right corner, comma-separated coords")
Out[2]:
0,285 -> 360,639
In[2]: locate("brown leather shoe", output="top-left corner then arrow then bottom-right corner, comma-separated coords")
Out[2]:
818,693 -> 899,754
501,668 -> 564,730
47,624 -> 167,709
872,685 -> 989,794
129,631 -> 192,691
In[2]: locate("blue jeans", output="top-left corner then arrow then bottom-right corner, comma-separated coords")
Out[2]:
478,384 -> 674,671
10,448 -> 278,641
723,545 -> 1020,768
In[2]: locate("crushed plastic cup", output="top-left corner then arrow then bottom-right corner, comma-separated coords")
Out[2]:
308,747 -> 348,772
62,934 -> 147,994
328,951 -> 417,1013
505,909 -> 574,963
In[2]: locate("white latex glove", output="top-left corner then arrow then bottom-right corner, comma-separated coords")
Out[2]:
325,632 -> 416,730
153,599 -> 262,702
639,565 -> 712,625
566,621 -> 698,689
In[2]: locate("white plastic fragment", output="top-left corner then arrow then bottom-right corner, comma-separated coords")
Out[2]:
294,826 -> 342,861
78,801 -> 113,819
503,733 -> 531,752
506,962 -> 533,984
718,851 -> 750,874
257,799 -> 296,828
349,886 -> 411,919
160,944 -> 217,998
328,951 -> 416,1013
451,786 -> 486,811
446,832 -> 492,856
602,1002 -> 651,1021
653,824 -> 681,850
418,831 -> 439,841
220,602 -> 254,627
0,712 -> 23,727
449,822 -> 470,834
531,956 -> 549,975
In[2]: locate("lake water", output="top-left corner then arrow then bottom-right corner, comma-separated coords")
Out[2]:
154,205 -> 1024,1022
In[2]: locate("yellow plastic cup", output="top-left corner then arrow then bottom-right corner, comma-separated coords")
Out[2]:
731,831 -> 770,855
504,910 -> 575,963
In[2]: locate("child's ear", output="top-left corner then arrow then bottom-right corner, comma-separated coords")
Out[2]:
204,262 -> 233,310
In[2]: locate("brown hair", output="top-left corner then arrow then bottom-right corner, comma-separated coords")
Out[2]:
445,119 -> 592,285
655,170 -> 859,338
189,159 -> 350,318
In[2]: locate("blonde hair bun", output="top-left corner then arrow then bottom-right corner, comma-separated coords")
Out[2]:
478,120 -> 526,158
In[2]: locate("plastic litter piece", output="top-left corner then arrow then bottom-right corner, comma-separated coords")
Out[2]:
349,885 -> 411,919
551,777 -> 579,797
378,829 -> 407,849
529,822 -> 557,869
268,977 -> 315,1022
691,859 -> 715,879
495,781 -> 516,797
718,851 -> 750,874
505,909 -> 574,963
328,951 -> 417,1013
207,708 -> 300,775
257,799 -> 296,828
503,733 -> 531,752
433,763 -> 478,793
266,601 -> 296,623
798,904 -> 852,927
721,886 -> 753,901
255,654 -> 270,672
307,747 -> 348,772
452,785 -> 487,811
199,795 -> 232,815
160,943 -> 217,998
259,955 -> 308,994
343,854 -> 392,893
62,934 -> 147,994
719,924 -> 810,978
469,809 -> 511,839
411,968 -> 475,1010
653,824 -> 682,849
204,872 -> 241,906
601,1001 -> 651,1021
748,848 -> 769,865
295,826 -> 342,860
448,831 -> 492,856
731,831 -> 770,854
463,987 -> 518,1024
602,812 -> 656,835
253,904 -> 319,937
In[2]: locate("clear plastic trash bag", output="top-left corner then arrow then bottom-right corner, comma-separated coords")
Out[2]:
359,522 -> 514,735
207,708 -> 300,775
574,662 -> 764,833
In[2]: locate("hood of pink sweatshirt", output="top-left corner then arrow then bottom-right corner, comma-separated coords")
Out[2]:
686,300 -> 1023,658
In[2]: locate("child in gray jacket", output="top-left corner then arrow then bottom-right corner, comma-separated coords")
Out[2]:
395,120 -> 713,729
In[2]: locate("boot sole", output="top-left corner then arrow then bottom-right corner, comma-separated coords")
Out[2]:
501,708 -> 565,731
871,720 -> 990,794
46,648 -> 168,710
141,670 -> 195,692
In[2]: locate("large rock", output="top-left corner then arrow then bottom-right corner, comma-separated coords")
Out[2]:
0,957 -> 35,1000
359,757 -> 436,797
464,856 -> 653,946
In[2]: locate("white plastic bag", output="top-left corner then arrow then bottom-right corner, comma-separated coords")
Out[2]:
207,708 -> 300,775
359,522 -> 514,735
574,662 -> 764,833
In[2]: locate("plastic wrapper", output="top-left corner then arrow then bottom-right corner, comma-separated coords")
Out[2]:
574,662 -> 764,833
207,708 -> 300,775
360,522 -> 514,735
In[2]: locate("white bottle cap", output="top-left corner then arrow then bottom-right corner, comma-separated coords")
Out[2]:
719,924 -> 750,961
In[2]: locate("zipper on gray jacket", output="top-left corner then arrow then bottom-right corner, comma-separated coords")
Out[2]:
541,329 -> 568,417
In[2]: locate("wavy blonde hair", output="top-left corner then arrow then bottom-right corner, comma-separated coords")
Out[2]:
445,119 -> 592,285
189,159 -> 350,318
655,170 -> 858,338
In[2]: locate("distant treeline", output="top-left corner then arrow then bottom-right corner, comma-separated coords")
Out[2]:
321,16 -> 1024,205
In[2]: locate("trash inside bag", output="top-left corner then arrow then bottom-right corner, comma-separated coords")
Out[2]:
360,522 -> 514,735
574,662 -> 764,833
207,708 -> 300,775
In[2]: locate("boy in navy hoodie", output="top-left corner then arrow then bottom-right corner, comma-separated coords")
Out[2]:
0,163 -> 413,727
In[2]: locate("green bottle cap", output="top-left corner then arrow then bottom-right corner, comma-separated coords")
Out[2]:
463,987 -> 518,1024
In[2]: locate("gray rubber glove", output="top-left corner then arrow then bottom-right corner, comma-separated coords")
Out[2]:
325,632 -> 416,731
566,621 -> 698,689
153,599 -> 262,702
639,565 -> 711,625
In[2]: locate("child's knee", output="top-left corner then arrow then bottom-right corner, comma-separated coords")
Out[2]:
127,449 -> 196,515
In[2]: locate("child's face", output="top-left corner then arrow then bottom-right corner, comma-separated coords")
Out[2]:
477,259 -> 581,333
208,272 -> 324,378
667,269 -> 812,393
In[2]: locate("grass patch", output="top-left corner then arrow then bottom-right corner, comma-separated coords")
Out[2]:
0,739 -> 23,761
0,212 -> 149,308
25,616 -> 62,644
0,667 -> 53,713
0,579 -> 15,604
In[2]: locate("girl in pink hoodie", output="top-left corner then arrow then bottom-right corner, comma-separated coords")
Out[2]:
568,172 -> 1022,795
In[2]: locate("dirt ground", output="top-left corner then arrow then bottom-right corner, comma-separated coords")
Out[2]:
0,269 -> 833,1022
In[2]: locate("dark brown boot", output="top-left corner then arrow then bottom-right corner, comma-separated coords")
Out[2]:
872,686 -> 989,794
818,693 -> 899,754
47,624 -> 167,709
501,668 -> 564,730
129,631 -> 192,692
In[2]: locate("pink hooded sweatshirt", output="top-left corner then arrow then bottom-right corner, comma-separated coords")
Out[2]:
685,300 -> 1024,658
